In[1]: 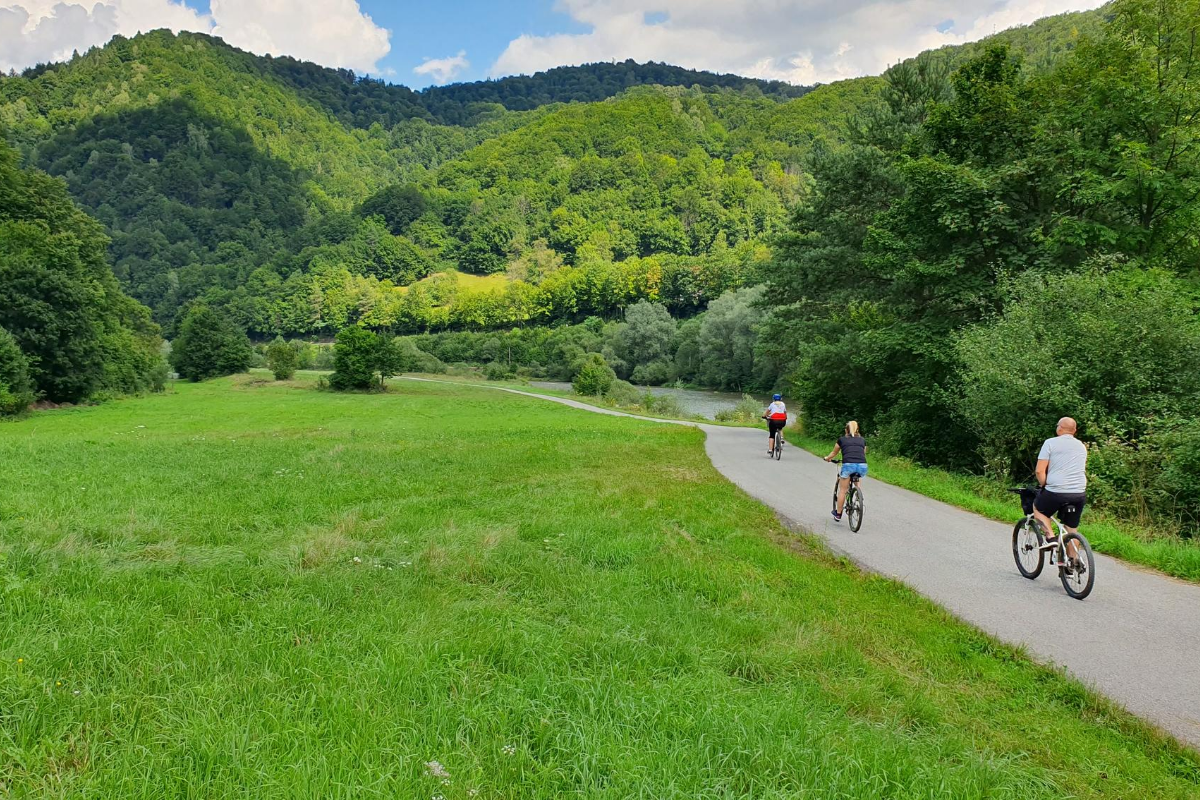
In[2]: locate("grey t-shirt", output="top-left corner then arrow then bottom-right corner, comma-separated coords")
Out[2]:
1038,434 -> 1087,494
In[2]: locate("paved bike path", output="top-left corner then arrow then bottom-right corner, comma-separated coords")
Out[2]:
405,379 -> 1200,748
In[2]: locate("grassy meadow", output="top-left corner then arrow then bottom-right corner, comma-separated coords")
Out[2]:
0,373 -> 1197,798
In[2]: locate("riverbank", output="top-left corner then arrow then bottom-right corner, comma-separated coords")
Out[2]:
0,374 -> 1195,795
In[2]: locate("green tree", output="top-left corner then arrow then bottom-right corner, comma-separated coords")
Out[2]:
266,336 -> 298,380
329,327 -> 381,390
956,267 -> 1200,478
0,326 -> 35,416
359,184 -> 428,234
169,305 -> 253,381
612,301 -> 677,383
572,353 -> 616,396
0,139 -> 162,403
698,286 -> 767,391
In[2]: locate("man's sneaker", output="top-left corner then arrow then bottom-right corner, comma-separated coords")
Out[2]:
831,511 -> 842,522
1038,536 -> 1059,551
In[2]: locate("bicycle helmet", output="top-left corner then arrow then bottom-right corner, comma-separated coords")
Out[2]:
772,393 -> 782,401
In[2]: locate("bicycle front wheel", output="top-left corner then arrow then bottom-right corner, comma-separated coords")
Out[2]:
1059,532 -> 1096,600
1012,518 -> 1045,579
847,485 -> 864,532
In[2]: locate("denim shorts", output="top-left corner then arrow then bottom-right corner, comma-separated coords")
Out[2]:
840,463 -> 868,479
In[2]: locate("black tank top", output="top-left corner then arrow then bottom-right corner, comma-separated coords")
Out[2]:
838,435 -> 866,463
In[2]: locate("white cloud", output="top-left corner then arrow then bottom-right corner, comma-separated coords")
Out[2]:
413,50 -> 469,85
209,0 -> 390,75
0,0 -> 391,75
490,0 -> 1110,86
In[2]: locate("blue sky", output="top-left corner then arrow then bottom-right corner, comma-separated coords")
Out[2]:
367,1 -> 589,87
184,0 -> 588,87
2,0 -> 1108,89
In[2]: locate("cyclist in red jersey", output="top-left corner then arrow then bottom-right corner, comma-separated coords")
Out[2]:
763,394 -> 787,456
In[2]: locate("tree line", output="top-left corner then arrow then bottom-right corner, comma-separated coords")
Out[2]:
761,0 -> 1200,531
0,140 -> 165,414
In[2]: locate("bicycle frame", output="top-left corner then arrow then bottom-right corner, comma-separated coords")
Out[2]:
1021,507 -> 1073,567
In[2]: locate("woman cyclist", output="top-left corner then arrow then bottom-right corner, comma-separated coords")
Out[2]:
824,421 -> 867,522
763,394 -> 787,456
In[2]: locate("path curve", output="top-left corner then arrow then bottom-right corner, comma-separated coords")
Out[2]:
404,378 -> 1200,749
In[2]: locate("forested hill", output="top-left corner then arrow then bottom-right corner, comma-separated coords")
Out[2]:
418,61 -> 813,124
0,6 -> 1104,336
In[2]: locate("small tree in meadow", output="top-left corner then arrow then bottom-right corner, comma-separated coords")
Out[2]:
330,327 -> 381,390
266,336 -> 297,380
169,305 -> 252,382
572,353 -> 616,396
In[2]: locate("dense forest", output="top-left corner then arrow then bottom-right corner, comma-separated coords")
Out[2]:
0,8 -> 1099,337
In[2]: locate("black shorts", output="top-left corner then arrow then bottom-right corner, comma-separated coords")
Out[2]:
768,419 -> 786,436
1034,490 -> 1086,528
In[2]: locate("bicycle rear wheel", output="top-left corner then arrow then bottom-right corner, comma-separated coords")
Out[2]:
774,436 -> 782,460
1012,518 -> 1045,579
1059,532 -> 1095,600
847,484 -> 864,532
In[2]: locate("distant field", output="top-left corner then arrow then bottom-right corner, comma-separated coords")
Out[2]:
0,374 -> 1196,798
399,269 -> 510,294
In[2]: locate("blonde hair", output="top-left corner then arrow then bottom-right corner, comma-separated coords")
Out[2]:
845,420 -> 860,437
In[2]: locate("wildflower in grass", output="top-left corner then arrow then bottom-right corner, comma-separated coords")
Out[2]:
502,744 -> 517,756
353,556 -> 362,564
425,760 -> 450,780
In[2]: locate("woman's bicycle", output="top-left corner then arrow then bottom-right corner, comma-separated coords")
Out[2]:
763,417 -> 784,460
1009,487 -> 1095,600
830,460 -> 864,532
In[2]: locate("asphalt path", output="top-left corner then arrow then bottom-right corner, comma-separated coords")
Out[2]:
407,379 -> 1200,749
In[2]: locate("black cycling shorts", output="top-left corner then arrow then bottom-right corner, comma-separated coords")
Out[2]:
768,419 -> 786,436
1035,490 -> 1086,529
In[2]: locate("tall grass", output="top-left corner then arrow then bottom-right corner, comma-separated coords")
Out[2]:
0,373 -> 1195,797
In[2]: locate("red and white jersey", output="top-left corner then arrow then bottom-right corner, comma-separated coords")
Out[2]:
766,401 -> 787,420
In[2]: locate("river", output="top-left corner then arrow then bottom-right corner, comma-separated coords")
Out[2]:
530,381 -> 758,420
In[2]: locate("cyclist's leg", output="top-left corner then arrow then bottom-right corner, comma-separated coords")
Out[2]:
1060,498 -> 1086,558
835,476 -> 850,514
1032,490 -> 1058,540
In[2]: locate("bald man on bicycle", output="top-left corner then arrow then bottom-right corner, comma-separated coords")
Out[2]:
1033,417 -> 1087,558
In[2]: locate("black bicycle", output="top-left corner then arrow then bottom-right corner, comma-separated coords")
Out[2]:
763,417 -> 784,460
830,460 -> 864,532
1009,487 -> 1095,600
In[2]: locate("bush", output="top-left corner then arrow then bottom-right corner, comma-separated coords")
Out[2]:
715,394 -> 766,424
573,353 -> 616,396
631,358 -> 676,386
266,337 -> 297,380
484,361 -> 513,381
330,327 -> 382,391
644,392 -> 685,417
957,268 -> 1200,479
0,326 -> 35,416
604,379 -> 641,406
311,344 -> 336,370
169,305 -> 253,382
1089,420 -> 1200,534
